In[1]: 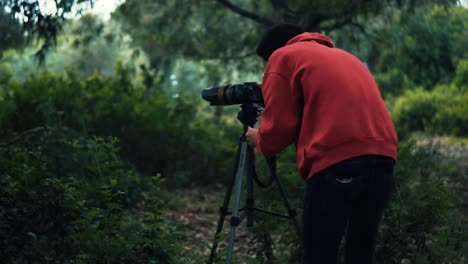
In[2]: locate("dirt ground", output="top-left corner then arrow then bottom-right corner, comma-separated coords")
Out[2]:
164,186 -> 261,262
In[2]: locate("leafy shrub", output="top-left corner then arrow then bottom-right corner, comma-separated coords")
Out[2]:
0,127 -> 197,263
392,84 -> 468,139
376,140 -> 467,264
453,59 -> 468,90
392,87 -> 441,138
0,66 -> 239,262
374,68 -> 410,97
0,66 -> 238,187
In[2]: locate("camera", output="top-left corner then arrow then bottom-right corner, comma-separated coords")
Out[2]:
201,82 -> 263,106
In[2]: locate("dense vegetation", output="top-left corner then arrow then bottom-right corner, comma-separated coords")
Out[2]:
0,0 -> 467,263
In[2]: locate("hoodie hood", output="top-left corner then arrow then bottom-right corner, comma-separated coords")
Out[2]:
286,32 -> 334,48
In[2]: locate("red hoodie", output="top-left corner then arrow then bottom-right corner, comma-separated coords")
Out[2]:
255,32 -> 398,180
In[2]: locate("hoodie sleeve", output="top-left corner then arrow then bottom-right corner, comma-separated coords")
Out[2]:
256,67 -> 301,156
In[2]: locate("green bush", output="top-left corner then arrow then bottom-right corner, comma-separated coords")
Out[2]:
374,68 -> 410,97
392,87 -> 441,138
453,59 -> 468,90
0,128 -> 197,263
0,67 -> 238,187
376,140 -> 467,264
392,84 -> 468,139
0,66 -> 241,262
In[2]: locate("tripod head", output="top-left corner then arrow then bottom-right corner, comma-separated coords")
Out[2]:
237,103 -> 263,129
235,103 -> 276,189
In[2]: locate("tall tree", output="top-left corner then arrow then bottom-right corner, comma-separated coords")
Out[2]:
115,0 -> 462,62
1,0 -> 463,64
0,9 -> 24,56
372,5 -> 468,92
0,0 -> 94,62
113,0 -> 464,92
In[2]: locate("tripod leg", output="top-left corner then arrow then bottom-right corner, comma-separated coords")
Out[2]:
207,140 -> 242,264
246,146 -> 255,227
274,174 -> 303,245
225,140 -> 249,264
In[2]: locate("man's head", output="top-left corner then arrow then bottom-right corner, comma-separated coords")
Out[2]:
256,24 -> 305,61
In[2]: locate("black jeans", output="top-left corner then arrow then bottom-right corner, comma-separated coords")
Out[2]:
302,155 -> 396,264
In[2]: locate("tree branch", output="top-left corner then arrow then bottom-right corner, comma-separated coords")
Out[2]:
0,126 -> 55,147
349,21 -> 371,37
215,0 -> 274,26
321,17 -> 352,33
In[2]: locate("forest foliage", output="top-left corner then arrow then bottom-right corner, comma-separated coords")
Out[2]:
0,0 -> 467,263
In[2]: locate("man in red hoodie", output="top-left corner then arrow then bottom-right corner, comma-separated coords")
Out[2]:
246,24 -> 398,264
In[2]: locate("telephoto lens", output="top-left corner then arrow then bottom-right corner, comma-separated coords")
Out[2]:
201,82 -> 263,106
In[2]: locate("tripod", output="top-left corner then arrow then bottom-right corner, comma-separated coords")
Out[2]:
207,103 -> 302,264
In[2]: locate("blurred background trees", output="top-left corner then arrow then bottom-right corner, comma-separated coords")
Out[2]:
0,0 -> 467,263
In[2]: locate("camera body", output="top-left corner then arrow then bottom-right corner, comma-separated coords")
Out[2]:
201,82 -> 263,106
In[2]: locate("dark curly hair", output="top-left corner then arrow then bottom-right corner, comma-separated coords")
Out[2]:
256,24 -> 305,61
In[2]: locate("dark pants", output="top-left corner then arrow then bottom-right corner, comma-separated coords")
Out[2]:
302,155 -> 396,264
